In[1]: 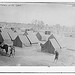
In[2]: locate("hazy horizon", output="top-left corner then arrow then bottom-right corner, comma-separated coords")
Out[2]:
0,3 -> 75,27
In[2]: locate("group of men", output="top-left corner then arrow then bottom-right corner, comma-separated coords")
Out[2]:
0,42 -> 15,57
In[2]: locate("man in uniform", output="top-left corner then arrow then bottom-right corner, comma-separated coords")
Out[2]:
54,51 -> 59,62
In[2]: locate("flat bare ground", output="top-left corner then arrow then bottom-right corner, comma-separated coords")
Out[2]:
0,45 -> 54,66
0,45 -> 75,66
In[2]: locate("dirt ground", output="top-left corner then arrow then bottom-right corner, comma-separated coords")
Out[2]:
0,43 -> 75,66
0,45 -> 54,66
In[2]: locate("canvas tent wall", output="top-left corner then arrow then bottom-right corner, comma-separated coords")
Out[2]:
13,35 -> 30,47
13,36 -> 22,47
19,35 -> 31,47
0,31 -> 13,45
40,39 -> 55,54
36,32 -> 46,41
27,31 -> 39,44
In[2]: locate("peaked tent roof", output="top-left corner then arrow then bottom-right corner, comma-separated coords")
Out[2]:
7,29 -> 18,40
1,31 -> 11,40
0,31 -> 12,45
19,35 -> 31,47
48,34 -> 61,49
50,39 -> 60,50
40,34 -> 61,54
27,31 -> 39,44
13,36 -> 22,47
40,37 -> 61,54
13,35 -> 31,47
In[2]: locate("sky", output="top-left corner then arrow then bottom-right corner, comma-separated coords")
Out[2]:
0,3 -> 75,27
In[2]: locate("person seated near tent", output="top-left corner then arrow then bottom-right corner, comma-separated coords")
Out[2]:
54,51 -> 59,61
9,45 -> 15,57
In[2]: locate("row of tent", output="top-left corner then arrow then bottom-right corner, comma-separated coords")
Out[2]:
0,29 -> 39,47
0,28 -> 62,54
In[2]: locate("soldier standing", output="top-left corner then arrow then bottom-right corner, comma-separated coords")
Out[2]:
54,51 -> 59,61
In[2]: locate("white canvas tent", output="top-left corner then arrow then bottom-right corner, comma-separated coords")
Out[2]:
7,29 -> 18,40
27,31 -> 39,44
19,35 -> 31,47
40,34 -> 61,54
0,31 -> 13,45
13,35 -> 31,47
1,31 -> 11,41
50,39 -> 60,50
